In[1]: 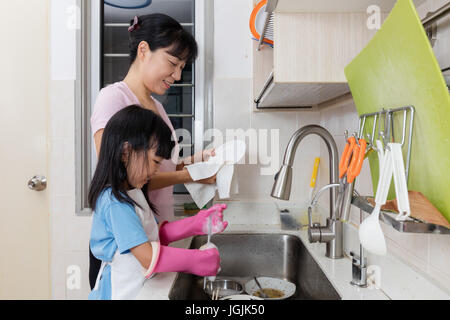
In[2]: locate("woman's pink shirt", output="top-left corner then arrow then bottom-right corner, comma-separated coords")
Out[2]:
91,81 -> 178,222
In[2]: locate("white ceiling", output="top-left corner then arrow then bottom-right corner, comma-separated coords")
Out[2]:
104,0 -> 194,23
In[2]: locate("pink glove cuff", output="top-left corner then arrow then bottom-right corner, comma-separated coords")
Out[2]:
158,221 -> 171,246
143,241 -> 161,279
152,246 -> 220,277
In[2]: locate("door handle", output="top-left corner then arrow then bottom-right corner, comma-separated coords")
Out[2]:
28,175 -> 47,191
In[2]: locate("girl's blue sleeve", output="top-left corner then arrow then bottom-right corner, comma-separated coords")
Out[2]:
105,202 -> 149,254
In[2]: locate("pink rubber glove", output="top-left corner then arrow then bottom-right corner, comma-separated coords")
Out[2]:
152,246 -> 220,277
159,204 -> 228,246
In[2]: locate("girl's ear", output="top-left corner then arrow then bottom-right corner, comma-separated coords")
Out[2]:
121,142 -> 131,165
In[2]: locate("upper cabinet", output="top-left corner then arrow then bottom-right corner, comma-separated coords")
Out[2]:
252,0 -> 426,110
274,0 -> 406,13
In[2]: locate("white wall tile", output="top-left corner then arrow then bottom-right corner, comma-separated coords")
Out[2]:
320,101 -> 359,137
50,195 -> 69,254
429,234 -> 450,277
64,215 -> 92,252
49,80 -> 75,139
49,138 -> 75,197
344,223 -> 449,299
234,164 -> 275,199
214,0 -> 253,79
251,111 -> 321,202
383,234 -> 429,275
213,78 -> 252,133
51,250 -> 91,300
50,251 -> 67,300
50,77 -> 91,299
64,251 -> 91,300
427,264 -> 450,294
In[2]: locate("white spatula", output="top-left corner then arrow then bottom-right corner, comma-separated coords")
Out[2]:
390,143 -> 411,221
359,145 -> 392,256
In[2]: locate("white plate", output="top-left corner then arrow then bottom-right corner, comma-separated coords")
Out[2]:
220,294 -> 263,301
245,277 -> 296,300
255,4 -> 274,42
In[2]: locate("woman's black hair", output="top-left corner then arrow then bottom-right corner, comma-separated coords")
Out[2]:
128,13 -> 198,65
88,105 -> 175,214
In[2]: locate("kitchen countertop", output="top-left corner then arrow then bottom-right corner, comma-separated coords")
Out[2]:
136,201 -> 448,300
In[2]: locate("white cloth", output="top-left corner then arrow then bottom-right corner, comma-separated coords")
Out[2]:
184,140 -> 246,209
93,189 -> 159,300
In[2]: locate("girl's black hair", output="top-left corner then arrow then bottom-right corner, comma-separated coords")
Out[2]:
88,105 -> 175,214
128,13 -> 198,65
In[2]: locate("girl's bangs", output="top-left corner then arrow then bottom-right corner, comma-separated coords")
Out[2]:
149,135 -> 174,160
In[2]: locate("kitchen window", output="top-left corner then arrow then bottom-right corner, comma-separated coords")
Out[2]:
76,0 -> 213,214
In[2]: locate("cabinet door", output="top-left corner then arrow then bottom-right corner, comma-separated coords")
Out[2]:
274,12 -> 379,83
0,0 -> 50,299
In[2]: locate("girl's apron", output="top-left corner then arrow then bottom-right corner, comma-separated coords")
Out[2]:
93,189 -> 159,300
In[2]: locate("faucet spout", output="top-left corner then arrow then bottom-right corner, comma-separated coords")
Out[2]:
271,125 -> 343,259
272,125 -> 340,219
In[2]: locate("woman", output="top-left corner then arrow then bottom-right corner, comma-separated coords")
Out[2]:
89,13 -> 215,289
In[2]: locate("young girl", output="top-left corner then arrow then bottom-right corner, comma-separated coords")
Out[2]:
88,106 -> 228,300
90,13 -> 216,289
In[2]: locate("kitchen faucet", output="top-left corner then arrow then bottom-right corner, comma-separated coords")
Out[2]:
271,125 -> 343,259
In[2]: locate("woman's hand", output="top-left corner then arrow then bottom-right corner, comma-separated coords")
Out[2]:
199,148 -> 216,162
196,173 -> 217,185
183,167 -> 217,185
177,148 -> 216,171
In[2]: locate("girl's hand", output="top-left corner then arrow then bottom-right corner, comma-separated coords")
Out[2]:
158,203 -> 229,246
195,204 -> 228,235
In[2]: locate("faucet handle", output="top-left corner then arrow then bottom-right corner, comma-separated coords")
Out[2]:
350,251 -> 368,288
350,251 -> 366,267
350,251 -> 360,263
307,206 -> 321,242
307,206 -> 316,229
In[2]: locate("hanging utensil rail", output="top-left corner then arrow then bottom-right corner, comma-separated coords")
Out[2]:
357,105 -> 415,184
351,105 -> 450,234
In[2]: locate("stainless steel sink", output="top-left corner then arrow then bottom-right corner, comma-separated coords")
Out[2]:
168,233 -> 341,300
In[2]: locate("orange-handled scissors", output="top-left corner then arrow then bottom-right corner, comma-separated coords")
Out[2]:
339,136 -> 356,179
347,139 -> 367,183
